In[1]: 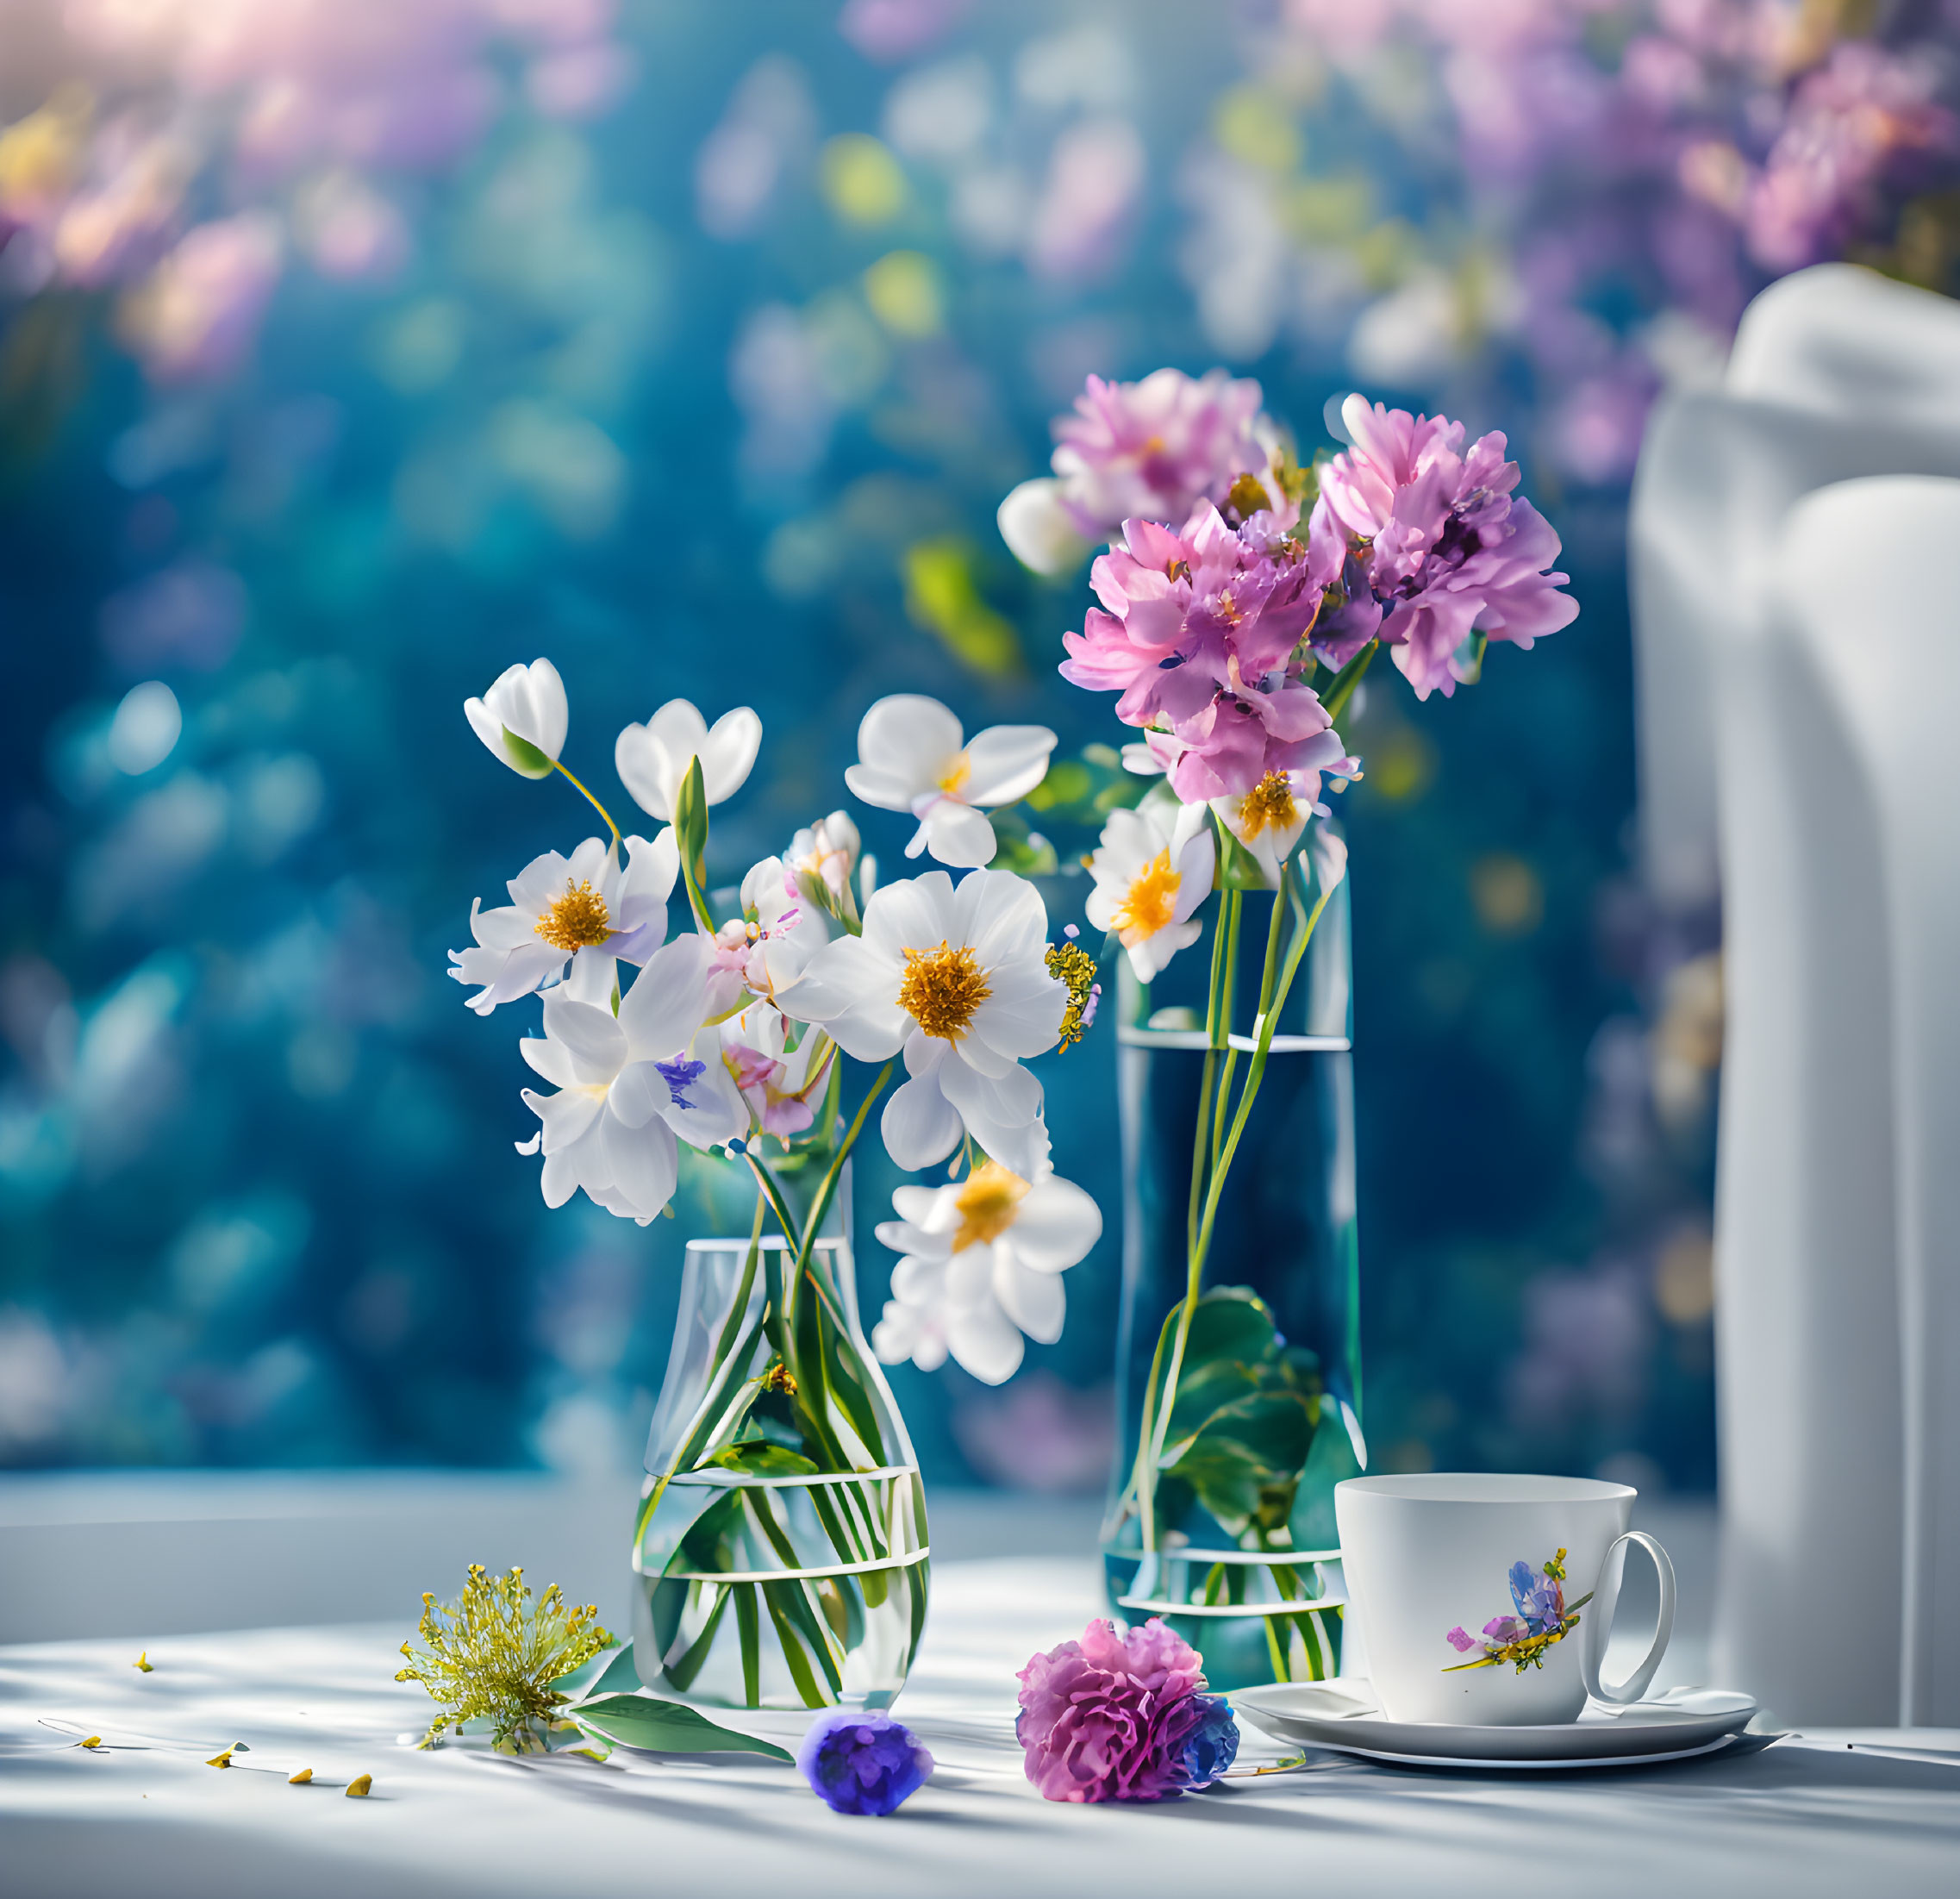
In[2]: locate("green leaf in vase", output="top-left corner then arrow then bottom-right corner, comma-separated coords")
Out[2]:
712,1440 -> 821,1477
1164,1387 -> 1320,1537
571,1692 -> 792,1762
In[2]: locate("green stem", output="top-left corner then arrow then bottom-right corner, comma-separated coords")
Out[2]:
677,839 -> 715,936
1318,638 -> 1378,728
550,759 -> 621,849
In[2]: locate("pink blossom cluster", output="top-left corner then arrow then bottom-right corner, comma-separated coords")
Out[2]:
1015,1617 -> 1238,1802
0,1 -> 636,382
1051,367 -> 1273,543
1058,378 -> 1576,798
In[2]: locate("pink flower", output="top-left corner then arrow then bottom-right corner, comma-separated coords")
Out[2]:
1052,369 -> 1274,541
1313,395 -> 1577,700
1061,503 -> 1343,800
1016,1618 -> 1237,1802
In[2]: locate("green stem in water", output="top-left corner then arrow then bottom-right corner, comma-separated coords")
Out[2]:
550,759 -> 622,850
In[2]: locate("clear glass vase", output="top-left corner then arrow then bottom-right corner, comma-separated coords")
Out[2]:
628,1225 -> 928,1711
1099,830 -> 1366,1689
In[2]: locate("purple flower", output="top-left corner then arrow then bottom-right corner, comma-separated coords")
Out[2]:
1059,504 -> 1351,803
1052,369 -> 1273,541
1445,1625 -> 1479,1653
796,1708 -> 933,1816
1015,1617 -> 1238,1802
1311,396 -> 1577,700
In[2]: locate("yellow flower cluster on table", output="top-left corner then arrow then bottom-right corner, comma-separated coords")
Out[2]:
395,1564 -> 614,1754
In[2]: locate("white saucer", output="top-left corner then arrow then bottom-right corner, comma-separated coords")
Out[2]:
1232,1680 -> 1761,1771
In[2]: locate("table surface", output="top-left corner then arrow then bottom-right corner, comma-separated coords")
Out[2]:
4,1555 -> 1957,1899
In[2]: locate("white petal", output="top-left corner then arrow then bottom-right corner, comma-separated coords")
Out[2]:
861,871 -> 957,963
881,1072 -> 964,1171
646,698 -> 710,767
1008,1172 -> 1103,1270
656,1043 -> 748,1148
625,828 -> 680,903
699,708 -> 762,806
889,1184 -> 947,1229
564,946 -> 617,1006
855,695 -> 964,795
995,1256 -> 1066,1344
968,961 -> 1066,1062
608,1059 -> 672,1130
946,1296 -> 1025,1384
503,659 -> 567,759
615,721 -> 674,821
469,899 -> 540,952
616,931 -> 711,1059
520,1035 -> 576,1088
957,867 -> 1048,965
960,725 -> 1058,807
781,937 -> 909,1059
540,992 -> 627,1084
918,800 -> 996,870
937,1053 -> 1046,1179
600,1108 -> 679,1221
997,477 -> 1089,577
1171,830 -> 1216,921
522,1084 -> 603,1154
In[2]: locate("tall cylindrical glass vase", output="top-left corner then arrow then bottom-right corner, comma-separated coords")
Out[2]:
1100,832 -> 1365,1689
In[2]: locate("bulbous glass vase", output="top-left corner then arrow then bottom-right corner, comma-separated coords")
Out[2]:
628,1228 -> 928,1711
1100,829 -> 1366,1690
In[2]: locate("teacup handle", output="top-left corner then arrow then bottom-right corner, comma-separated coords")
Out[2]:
1581,1530 -> 1676,1707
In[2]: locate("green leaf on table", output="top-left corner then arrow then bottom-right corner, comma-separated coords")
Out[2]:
570,1693 -> 792,1762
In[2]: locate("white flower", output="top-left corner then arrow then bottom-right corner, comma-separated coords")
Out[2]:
1084,800 -> 1214,983
996,476 -> 1091,577
450,832 -> 677,1015
871,1162 -> 1102,1384
615,699 -> 762,822
783,867 -> 1065,1182
708,853 -> 832,1011
465,659 -> 568,778
721,998 -> 829,1144
844,695 -> 1057,871
515,933 -> 746,1223
786,809 -> 862,922
1208,754 -> 1345,889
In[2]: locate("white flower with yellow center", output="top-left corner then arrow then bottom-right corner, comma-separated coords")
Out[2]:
870,1162 -> 1102,1384
615,698 -> 763,822
1209,766 -> 1331,889
782,867 -> 1065,1182
844,695 -> 1058,871
449,831 -> 678,1015
514,933 -> 746,1224
465,658 -> 568,778
1084,799 -> 1214,982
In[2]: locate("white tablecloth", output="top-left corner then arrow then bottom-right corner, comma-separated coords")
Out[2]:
4,1557 -> 1957,1899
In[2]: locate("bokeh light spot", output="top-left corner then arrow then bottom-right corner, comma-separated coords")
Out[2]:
107,680 -> 181,775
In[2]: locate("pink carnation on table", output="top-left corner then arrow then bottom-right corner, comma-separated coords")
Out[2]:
1312,394 -> 1576,700
1052,368 -> 1273,540
1016,1616 -> 1237,1803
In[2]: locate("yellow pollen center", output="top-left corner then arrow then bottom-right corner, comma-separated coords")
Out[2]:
897,940 -> 990,1040
535,879 -> 613,953
952,1161 -> 1032,1252
1239,772 -> 1299,840
1111,849 -> 1181,945
937,752 -> 972,797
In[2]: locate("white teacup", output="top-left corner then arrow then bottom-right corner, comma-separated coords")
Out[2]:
1334,1473 -> 1676,1726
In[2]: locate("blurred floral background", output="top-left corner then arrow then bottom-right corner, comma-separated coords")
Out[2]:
2,0 -> 1954,1491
